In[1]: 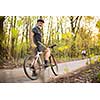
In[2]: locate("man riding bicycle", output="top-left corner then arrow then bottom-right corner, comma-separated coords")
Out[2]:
31,18 -> 50,77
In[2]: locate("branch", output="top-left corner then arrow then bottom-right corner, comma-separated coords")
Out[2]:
74,16 -> 79,28
76,16 -> 82,33
72,16 -> 79,23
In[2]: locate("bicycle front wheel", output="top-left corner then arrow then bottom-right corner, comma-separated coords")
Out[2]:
23,55 -> 40,80
49,54 -> 58,76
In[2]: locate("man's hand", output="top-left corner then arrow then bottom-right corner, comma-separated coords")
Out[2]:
45,48 -> 50,53
31,43 -> 36,48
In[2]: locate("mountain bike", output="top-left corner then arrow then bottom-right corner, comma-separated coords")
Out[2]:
23,41 -> 58,80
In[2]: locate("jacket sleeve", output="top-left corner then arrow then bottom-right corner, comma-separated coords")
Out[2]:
32,27 -> 38,34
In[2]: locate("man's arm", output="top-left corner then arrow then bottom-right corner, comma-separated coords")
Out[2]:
29,31 -> 36,48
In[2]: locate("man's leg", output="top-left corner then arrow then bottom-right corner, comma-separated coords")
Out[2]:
31,47 -> 38,78
44,48 -> 51,68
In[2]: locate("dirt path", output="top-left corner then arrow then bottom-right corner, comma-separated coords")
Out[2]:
0,58 -> 90,83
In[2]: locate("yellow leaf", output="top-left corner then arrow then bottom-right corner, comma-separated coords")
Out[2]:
64,45 -> 69,49
58,47 -> 64,52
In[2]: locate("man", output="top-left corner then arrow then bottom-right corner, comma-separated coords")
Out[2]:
81,50 -> 86,59
31,19 -> 50,77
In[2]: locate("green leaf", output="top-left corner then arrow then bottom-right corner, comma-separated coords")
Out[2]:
17,20 -> 23,27
96,20 -> 100,29
97,56 -> 100,62
62,34 -> 67,39
11,28 -> 19,39
89,54 -> 95,58
90,59 -> 95,64
64,45 -> 69,49
58,46 -> 65,52
57,45 -> 69,52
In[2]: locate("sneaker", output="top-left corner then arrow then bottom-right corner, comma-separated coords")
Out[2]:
44,60 -> 49,69
32,71 -> 38,80
44,64 -> 49,69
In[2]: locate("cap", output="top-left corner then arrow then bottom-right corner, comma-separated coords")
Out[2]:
37,19 -> 44,23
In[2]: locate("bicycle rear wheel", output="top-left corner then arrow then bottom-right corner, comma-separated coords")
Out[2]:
23,55 -> 41,80
49,54 -> 58,76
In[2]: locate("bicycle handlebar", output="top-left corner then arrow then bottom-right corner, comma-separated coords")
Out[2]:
49,44 -> 57,48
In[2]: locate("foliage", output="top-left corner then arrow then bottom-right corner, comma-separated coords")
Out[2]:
96,20 -> 100,29
1,16 -> 100,63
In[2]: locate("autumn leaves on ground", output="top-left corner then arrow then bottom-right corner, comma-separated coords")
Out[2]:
0,16 -> 100,82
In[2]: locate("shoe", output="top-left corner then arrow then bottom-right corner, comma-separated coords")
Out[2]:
44,64 -> 49,69
32,71 -> 38,80
44,60 -> 49,69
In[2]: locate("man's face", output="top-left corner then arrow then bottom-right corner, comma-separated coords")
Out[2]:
37,21 -> 44,29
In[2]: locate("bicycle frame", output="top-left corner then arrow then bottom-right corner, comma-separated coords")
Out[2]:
31,51 -> 43,68
32,41 -> 56,67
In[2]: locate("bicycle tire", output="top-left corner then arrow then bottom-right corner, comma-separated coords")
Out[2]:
23,55 -> 40,80
49,54 -> 58,76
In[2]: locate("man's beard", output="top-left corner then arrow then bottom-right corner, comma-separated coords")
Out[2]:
38,25 -> 42,29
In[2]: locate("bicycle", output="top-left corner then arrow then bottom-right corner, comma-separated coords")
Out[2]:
23,41 -> 58,80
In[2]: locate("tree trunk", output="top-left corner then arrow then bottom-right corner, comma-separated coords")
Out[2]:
0,16 -> 5,45
11,16 -> 15,58
0,16 -> 5,34
70,16 -> 75,33
0,16 -> 7,64
69,16 -> 82,35
11,16 -> 17,58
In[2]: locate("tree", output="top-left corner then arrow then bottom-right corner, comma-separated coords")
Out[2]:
69,16 -> 82,39
1,16 -> 100,64
0,16 -> 5,34
0,16 -> 8,64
